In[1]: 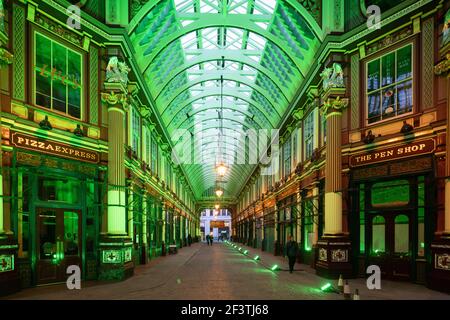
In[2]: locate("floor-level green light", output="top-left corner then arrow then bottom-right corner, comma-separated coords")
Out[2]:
254,255 -> 260,261
271,264 -> 279,271
243,250 -> 248,254
320,283 -> 332,291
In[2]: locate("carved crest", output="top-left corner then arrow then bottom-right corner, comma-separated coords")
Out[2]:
320,62 -> 344,91
106,56 -> 131,85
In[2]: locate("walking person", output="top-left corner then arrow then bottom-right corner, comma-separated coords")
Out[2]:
209,232 -> 214,245
206,234 -> 210,246
286,235 -> 298,273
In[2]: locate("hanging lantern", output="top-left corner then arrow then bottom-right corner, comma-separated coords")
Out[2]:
216,163 -> 227,176
215,188 -> 223,197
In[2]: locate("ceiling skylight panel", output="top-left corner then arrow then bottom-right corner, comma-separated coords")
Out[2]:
199,0 -> 219,13
247,32 -> 266,50
174,0 -> 194,12
226,62 -> 240,70
201,28 -> 219,49
228,2 -> 248,14
256,0 -> 276,15
255,22 -> 269,30
180,32 -> 197,49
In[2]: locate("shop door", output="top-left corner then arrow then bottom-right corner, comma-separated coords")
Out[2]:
36,208 -> 82,284
368,212 -> 412,280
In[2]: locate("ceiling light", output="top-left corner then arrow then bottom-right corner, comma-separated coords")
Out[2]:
215,204 -> 220,210
215,188 -> 223,197
216,163 -> 227,176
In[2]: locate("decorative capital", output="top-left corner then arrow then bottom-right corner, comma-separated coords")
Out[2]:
101,91 -> 129,110
434,53 -> 450,76
292,108 -> 304,121
0,47 -> 13,66
320,96 -> 349,116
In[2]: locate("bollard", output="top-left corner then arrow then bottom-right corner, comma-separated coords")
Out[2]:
343,280 -> 351,300
338,274 -> 344,293
353,289 -> 360,300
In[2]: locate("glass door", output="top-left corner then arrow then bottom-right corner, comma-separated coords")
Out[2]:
36,208 -> 82,284
368,211 -> 412,280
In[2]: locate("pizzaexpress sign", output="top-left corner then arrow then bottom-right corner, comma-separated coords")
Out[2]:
11,132 -> 100,163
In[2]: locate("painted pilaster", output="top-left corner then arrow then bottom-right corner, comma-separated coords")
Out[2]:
0,30 -> 20,295
315,84 -> 352,279
429,45 -> 450,293
98,80 -> 134,280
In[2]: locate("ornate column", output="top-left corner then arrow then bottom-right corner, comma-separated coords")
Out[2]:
161,204 -> 167,255
98,58 -> 134,280
429,49 -> 450,293
315,66 -> 352,278
142,192 -> 148,264
0,36 -> 20,295
252,206 -> 257,248
274,202 -> 280,256
296,188 -> 302,262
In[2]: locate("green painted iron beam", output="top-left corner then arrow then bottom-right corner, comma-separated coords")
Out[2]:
151,50 -> 295,100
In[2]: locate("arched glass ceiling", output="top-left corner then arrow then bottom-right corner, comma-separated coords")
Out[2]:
129,0 -> 322,200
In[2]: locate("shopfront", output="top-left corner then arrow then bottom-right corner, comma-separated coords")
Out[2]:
262,206 -> 275,253
277,195 -> 297,257
349,139 -> 436,283
10,144 -> 103,287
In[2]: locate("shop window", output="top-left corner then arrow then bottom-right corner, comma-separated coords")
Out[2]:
131,107 -> 141,157
372,215 -> 385,255
360,184 -> 365,254
18,172 -> 30,258
321,112 -> 326,146
366,44 -> 413,124
292,130 -> 297,166
39,211 -> 56,260
64,211 -> 79,256
303,199 -> 314,251
304,110 -> 314,160
38,176 -> 80,204
371,180 -> 409,207
151,137 -> 158,174
144,127 -> 151,165
417,177 -> 425,257
34,32 -> 83,119
283,138 -> 291,178
394,214 -> 409,254
86,180 -> 97,255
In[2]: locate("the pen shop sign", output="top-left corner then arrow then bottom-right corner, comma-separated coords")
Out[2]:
11,132 -> 100,164
350,139 -> 435,167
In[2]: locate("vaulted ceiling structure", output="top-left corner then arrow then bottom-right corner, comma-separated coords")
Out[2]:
129,0 -> 323,201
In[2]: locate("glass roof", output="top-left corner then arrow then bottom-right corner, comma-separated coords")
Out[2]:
129,0 -> 322,200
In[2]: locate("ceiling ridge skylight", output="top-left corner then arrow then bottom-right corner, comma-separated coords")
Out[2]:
130,0 -> 322,199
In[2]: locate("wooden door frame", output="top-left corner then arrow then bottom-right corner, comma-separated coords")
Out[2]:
366,209 -> 414,280
35,207 -> 83,285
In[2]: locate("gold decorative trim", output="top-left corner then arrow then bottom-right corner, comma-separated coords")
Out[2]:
434,53 -> 450,76
0,47 -> 13,65
320,96 -> 349,116
101,91 -> 129,109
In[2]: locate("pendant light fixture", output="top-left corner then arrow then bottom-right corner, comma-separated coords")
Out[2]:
215,64 -> 227,177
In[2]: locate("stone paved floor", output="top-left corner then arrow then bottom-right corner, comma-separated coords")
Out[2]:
4,242 -> 450,300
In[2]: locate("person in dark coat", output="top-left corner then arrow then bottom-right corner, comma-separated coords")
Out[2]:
206,234 -> 210,245
286,235 -> 299,273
